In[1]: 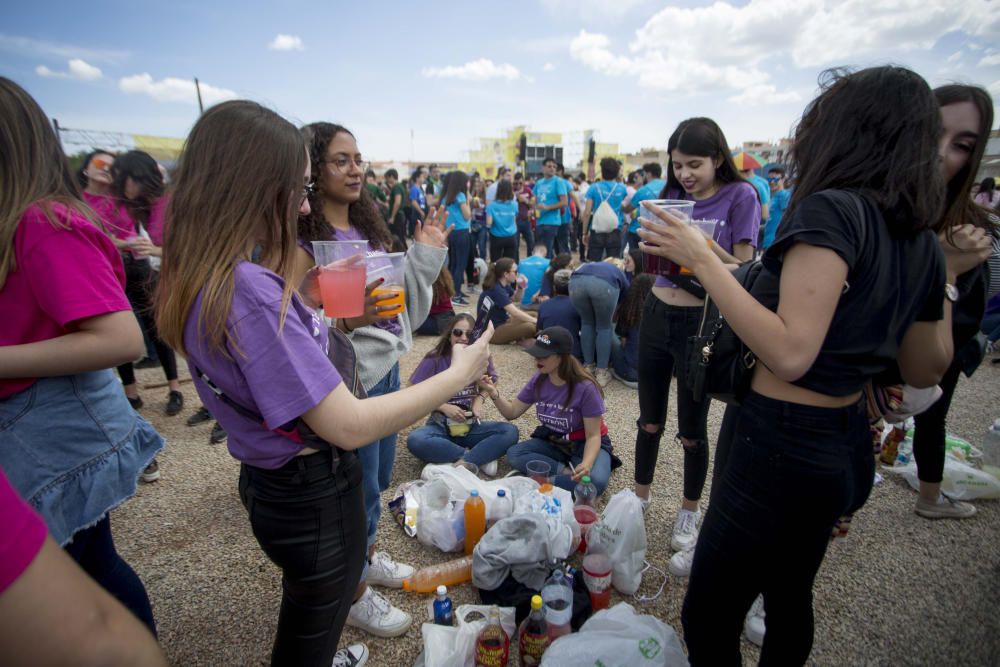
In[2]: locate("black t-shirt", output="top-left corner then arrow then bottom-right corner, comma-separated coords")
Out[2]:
751,190 -> 945,396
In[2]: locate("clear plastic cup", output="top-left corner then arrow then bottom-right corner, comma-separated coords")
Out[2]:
312,240 -> 368,318
639,200 -> 699,277
366,252 -> 406,316
526,460 -> 551,485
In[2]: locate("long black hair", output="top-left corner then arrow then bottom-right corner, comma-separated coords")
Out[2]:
660,118 -> 744,198
111,150 -> 165,226
299,122 -> 392,251
934,85 -> 995,234
786,67 -> 944,236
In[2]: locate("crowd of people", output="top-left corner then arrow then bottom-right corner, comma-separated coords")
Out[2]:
2,64 -> 999,667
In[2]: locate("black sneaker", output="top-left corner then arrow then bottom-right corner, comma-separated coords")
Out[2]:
210,422 -> 227,444
165,390 -> 184,416
128,395 -> 144,410
186,406 -> 213,426
140,459 -> 160,483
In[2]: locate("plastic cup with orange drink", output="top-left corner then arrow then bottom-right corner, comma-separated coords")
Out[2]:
366,252 -> 406,317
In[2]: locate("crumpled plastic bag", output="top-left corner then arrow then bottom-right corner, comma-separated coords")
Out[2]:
417,479 -> 465,553
540,602 -> 687,667
415,604 -> 516,667
886,456 -> 1000,500
421,463 -> 538,517
587,489 -> 647,595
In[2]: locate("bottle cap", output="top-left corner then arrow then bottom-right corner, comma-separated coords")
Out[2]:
470,489 -> 479,497
582,475 -> 591,484
497,489 -> 506,497
436,585 -> 447,596
402,579 -> 412,591
531,594 -> 543,609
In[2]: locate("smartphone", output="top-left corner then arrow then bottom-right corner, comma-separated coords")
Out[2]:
470,295 -> 493,343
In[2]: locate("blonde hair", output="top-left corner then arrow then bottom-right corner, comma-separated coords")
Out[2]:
0,77 -> 98,289
603,257 -> 625,271
155,100 -> 306,357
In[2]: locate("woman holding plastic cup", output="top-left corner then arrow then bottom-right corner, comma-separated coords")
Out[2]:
154,101 -> 492,665
405,313 -> 519,477
295,121 -> 452,641
632,118 -> 760,570
480,326 -> 614,496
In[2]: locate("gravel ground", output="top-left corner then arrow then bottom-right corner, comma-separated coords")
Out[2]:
117,307 -> 1000,666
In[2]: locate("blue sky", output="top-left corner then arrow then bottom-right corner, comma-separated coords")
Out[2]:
2,0 -> 998,163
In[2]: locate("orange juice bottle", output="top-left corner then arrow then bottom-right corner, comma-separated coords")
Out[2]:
464,490 -> 486,555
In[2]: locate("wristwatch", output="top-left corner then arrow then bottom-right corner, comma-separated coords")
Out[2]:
944,283 -> 959,303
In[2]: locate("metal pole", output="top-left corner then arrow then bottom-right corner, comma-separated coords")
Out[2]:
194,77 -> 204,114
53,118 -> 62,149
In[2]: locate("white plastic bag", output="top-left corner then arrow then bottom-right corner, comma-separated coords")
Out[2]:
417,479 -> 465,552
512,488 -> 580,559
588,489 -> 647,594
419,604 -> 516,667
421,463 -> 539,517
541,602 -> 687,667
886,457 -> 1000,500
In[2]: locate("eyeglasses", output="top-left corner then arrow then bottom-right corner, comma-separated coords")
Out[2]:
767,176 -> 782,183
322,154 -> 370,174
451,329 -> 471,339
300,181 -> 315,203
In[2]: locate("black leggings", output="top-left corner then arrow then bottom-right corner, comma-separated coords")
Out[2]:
64,515 -> 157,635
489,234 -> 518,262
912,358 -> 963,484
634,295 -> 711,501
239,450 -> 366,667
682,392 -> 873,666
117,258 -> 177,386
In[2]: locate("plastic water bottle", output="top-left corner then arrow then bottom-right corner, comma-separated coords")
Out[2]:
541,564 -> 573,638
489,488 -> 513,528
574,475 -> 597,508
518,594 -> 550,666
401,555 -> 473,593
983,423 -> 1000,480
464,489 -> 486,555
433,585 -> 454,626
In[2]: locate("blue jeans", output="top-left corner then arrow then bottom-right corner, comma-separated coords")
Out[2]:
611,335 -> 638,382
982,311 -> 1000,343
357,363 -> 400,550
472,225 -> 488,261
448,229 -> 471,293
555,223 -> 571,255
507,438 -> 612,495
536,225 -> 559,258
516,219 -> 534,259
407,420 -> 519,466
569,273 -> 618,369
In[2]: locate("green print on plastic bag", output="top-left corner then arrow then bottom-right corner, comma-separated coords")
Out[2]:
639,637 -> 662,659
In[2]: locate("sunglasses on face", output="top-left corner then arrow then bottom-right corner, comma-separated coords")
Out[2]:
767,176 -> 781,183
91,157 -> 112,171
451,328 -> 471,338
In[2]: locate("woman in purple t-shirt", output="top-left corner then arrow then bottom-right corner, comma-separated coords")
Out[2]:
154,101 -> 492,667
480,326 -> 613,495
634,117 -> 760,558
406,313 -> 519,476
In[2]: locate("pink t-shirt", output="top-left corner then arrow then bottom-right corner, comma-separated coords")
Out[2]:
146,196 -> 169,246
82,191 -> 132,242
0,202 -> 131,398
0,466 -> 47,594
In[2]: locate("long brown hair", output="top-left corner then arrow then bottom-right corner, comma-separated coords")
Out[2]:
0,77 -> 96,289
432,266 -> 456,302
111,150 -> 165,228
934,85 -> 996,235
615,273 -> 655,331
552,353 -> 602,409
483,257 -> 515,289
299,122 -> 393,251
429,313 -> 475,358
155,100 -> 306,357
786,67 -> 944,236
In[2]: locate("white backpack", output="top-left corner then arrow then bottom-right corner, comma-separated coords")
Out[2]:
591,183 -> 621,234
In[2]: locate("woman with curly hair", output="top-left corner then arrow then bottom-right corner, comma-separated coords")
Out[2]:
294,121 -> 452,641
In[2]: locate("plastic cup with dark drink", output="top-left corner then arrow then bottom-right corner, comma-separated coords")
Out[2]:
640,199 -> 695,277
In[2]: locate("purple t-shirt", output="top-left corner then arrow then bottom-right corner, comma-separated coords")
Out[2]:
410,354 -> 498,409
516,373 -> 604,435
655,181 -> 761,288
185,261 -> 342,469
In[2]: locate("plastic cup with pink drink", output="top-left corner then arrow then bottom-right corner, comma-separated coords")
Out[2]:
312,240 -> 367,318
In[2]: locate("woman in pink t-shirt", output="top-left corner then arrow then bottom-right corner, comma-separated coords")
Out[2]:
0,77 -> 163,635
110,150 -> 183,425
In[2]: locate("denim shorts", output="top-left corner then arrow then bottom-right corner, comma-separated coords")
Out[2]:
0,370 -> 163,545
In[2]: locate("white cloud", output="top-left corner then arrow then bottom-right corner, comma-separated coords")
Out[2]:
0,33 -> 128,63
543,62 -> 556,72
268,34 -> 304,51
422,59 -> 521,81
947,51 -> 963,64
728,84 -> 803,106
119,73 -> 237,105
569,31 -> 634,77
541,0 -> 651,20
35,58 -> 102,80
979,52 -> 1000,67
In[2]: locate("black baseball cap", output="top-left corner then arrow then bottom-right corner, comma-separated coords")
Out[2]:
525,327 -> 573,357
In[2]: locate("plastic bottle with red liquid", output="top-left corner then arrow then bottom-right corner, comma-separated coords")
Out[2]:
573,475 -> 598,553
474,605 -> 510,667
464,489 -> 486,555
582,539 -> 613,611
518,594 -> 550,666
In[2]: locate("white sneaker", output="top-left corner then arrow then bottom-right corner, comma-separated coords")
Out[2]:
346,587 -> 412,637
481,460 -> 498,477
595,368 -> 612,388
636,489 -> 652,515
744,595 -> 766,647
333,643 -> 369,667
366,551 -> 415,588
671,508 -> 700,551
668,546 -> 695,577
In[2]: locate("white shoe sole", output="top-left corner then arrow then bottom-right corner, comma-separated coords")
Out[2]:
346,613 -> 412,638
